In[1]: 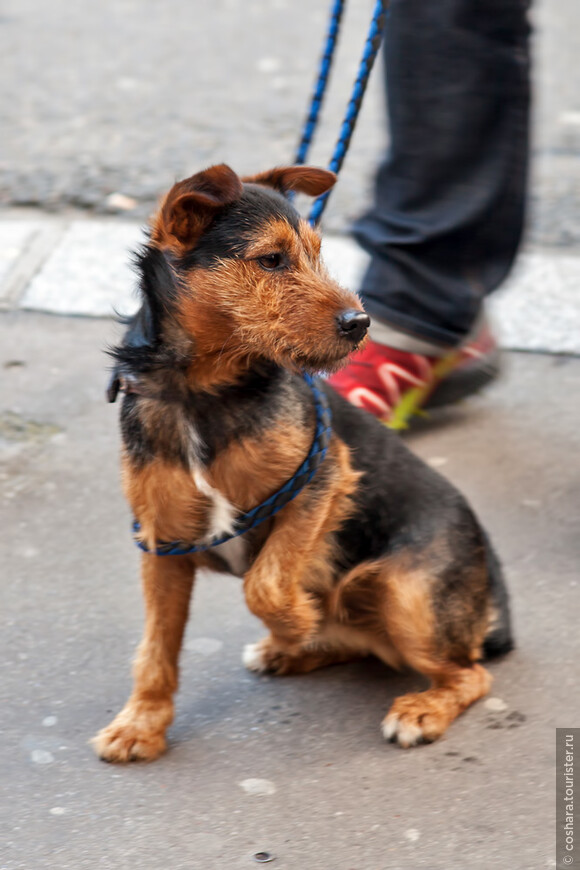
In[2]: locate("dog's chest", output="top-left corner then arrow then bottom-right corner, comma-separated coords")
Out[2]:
192,468 -> 236,537
212,536 -> 250,577
196,471 -> 251,575
190,465 -> 250,576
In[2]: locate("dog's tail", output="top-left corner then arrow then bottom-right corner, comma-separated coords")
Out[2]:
482,530 -> 514,658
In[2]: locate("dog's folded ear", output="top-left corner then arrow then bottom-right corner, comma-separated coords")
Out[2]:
243,166 -> 336,197
155,164 -> 243,248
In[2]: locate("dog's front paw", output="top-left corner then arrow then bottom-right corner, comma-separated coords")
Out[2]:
91,700 -> 173,763
242,636 -> 302,676
381,691 -> 453,748
243,639 -> 270,674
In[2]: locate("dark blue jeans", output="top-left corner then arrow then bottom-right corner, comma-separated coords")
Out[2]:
353,0 -> 531,347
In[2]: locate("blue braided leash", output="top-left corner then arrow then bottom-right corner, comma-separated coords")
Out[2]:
294,0 -> 388,227
133,373 -> 332,557
294,0 -> 346,167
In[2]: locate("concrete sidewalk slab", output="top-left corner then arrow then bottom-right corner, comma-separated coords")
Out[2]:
1,311 -> 579,870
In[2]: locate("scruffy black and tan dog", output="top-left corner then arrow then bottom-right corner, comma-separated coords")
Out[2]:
93,164 -> 512,762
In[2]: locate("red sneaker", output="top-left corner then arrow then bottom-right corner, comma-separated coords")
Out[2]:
327,319 -> 500,429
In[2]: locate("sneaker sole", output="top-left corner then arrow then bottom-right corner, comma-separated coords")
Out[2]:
424,348 -> 502,409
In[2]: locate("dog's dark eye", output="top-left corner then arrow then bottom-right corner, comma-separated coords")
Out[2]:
257,253 -> 283,271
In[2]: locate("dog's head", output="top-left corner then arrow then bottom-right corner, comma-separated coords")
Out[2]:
123,164 -> 369,391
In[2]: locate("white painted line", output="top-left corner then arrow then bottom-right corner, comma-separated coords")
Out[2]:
3,217 -> 578,355
559,111 -> 580,127
490,251 -> 580,355
20,221 -> 142,317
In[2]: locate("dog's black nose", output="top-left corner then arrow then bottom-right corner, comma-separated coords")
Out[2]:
336,309 -> 370,343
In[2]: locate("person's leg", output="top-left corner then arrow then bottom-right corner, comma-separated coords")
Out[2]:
356,0 -> 531,348
330,0 -> 531,425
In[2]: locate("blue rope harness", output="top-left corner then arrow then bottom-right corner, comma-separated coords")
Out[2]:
294,0 -> 388,227
133,373 -> 332,557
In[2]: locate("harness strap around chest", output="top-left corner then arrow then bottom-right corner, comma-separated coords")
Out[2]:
132,373 -> 332,557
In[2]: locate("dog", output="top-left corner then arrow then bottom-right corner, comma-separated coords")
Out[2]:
92,163 -> 513,762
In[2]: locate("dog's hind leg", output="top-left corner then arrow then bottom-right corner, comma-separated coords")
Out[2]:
333,556 -> 493,747
92,554 -> 195,762
377,560 -> 492,748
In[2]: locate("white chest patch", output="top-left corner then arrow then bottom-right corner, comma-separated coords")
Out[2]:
192,468 -> 238,542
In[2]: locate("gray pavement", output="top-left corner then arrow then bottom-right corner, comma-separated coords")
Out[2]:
1,313 -> 579,870
0,0 -> 579,243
